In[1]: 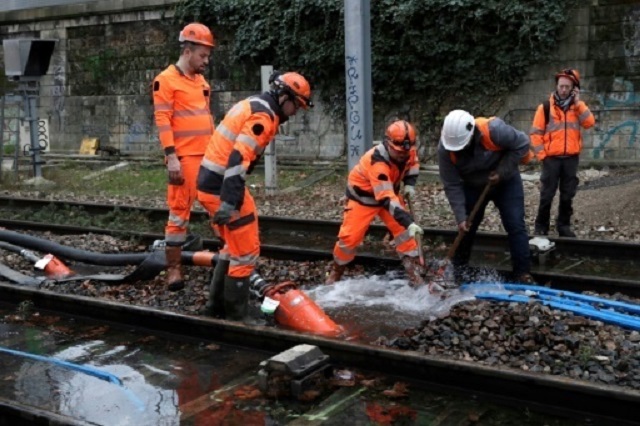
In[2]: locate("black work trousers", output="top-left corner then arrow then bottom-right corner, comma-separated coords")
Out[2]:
534,155 -> 579,232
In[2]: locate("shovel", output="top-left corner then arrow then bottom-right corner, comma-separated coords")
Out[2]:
406,190 -> 445,293
405,192 -> 425,268
438,181 -> 493,281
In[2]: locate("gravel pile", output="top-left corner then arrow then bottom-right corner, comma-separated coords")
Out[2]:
378,299 -> 640,390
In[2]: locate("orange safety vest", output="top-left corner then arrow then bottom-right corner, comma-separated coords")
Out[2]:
530,94 -> 595,160
153,65 -> 214,156
198,94 -> 280,198
450,117 -> 533,164
348,144 -> 419,206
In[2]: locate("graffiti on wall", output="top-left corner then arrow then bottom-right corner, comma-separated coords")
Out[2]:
591,4 -> 640,159
592,78 -> 640,159
49,50 -> 66,132
124,120 -> 156,152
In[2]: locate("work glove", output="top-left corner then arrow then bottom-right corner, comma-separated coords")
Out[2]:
403,185 -> 416,200
488,171 -> 500,186
213,202 -> 236,225
407,223 -> 424,239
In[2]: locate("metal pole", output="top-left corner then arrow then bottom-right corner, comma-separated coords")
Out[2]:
0,95 -> 5,182
22,83 -> 44,179
261,65 -> 277,196
344,0 -> 373,171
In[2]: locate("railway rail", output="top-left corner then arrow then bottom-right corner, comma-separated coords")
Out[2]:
1,217 -> 640,424
2,195 -> 640,261
1,214 -> 640,297
1,282 -> 639,426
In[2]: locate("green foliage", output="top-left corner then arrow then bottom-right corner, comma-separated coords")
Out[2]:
82,48 -> 117,95
175,0 -> 576,128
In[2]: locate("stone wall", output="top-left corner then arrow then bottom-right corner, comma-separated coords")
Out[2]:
498,1 -> 640,162
0,0 -> 345,159
1,0 -> 640,162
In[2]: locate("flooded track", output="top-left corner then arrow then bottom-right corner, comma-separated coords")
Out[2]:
2,204 -> 640,424
0,283 -> 637,426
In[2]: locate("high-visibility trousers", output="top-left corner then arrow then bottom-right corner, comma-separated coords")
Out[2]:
165,155 -> 203,245
332,199 -> 418,265
200,187 -> 259,278
197,190 -> 228,261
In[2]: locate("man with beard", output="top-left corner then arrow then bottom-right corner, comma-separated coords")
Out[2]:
152,23 -> 215,291
530,68 -> 595,238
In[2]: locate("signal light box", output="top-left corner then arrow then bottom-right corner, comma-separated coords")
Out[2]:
2,39 -> 56,80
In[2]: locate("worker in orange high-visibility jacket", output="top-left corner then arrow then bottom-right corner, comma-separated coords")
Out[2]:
197,71 -> 313,321
152,23 -> 215,291
326,120 -> 425,287
530,68 -> 595,238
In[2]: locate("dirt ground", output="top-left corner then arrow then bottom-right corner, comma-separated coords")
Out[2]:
521,168 -> 640,241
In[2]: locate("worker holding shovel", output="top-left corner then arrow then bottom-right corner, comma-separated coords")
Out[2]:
438,110 -> 535,284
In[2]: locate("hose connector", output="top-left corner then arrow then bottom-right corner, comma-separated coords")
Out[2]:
249,272 -> 274,299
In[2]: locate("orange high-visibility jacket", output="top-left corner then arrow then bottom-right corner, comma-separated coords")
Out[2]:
153,65 -> 214,156
345,144 -> 419,228
530,94 -> 595,161
197,93 -> 281,207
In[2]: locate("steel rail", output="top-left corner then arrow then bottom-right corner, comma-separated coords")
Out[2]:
2,195 -> 640,261
1,218 -> 640,297
0,282 -> 638,426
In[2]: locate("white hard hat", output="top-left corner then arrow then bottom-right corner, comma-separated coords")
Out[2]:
441,109 -> 475,151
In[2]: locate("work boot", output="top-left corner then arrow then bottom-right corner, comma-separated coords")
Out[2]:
516,273 -> 536,284
223,275 -> 250,322
557,226 -> 576,238
165,245 -> 184,291
202,259 -> 229,318
533,226 -> 548,236
325,262 -> 346,285
402,256 -> 425,287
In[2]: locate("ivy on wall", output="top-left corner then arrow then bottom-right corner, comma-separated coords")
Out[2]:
176,0 -> 576,129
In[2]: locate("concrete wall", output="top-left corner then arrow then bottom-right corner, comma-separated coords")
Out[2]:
1,0 -> 640,162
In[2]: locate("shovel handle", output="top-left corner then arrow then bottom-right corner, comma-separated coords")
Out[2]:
405,192 -> 425,267
446,182 -> 492,260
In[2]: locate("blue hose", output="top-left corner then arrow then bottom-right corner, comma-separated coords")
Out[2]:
462,283 -> 640,316
460,283 -> 640,331
0,346 -> 145,411
0,346 -> 122,385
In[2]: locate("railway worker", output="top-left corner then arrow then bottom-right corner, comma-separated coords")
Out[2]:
152,23 -> 215,291
438,109 -> 535,284
197,71 -> 313,321
325,120 -> 426,287
531,68 -> 595,238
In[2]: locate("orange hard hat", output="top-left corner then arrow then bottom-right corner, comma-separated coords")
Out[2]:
272,72 -> 313,109
555,68 -> 580,89
179,23 -> 215,47
385,120 -> 417,152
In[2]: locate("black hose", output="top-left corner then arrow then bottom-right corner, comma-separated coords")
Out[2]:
0,230 -> 148,266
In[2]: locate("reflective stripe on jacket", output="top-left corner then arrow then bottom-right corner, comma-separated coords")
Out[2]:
530,94 -> 595,160
197,93 -> 280,207
438,117 -> 530,225
345,144 -> 418,228
153,65 -> 214,156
